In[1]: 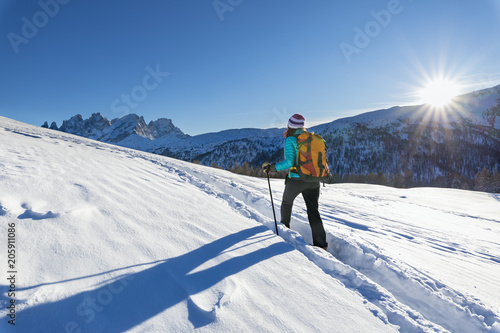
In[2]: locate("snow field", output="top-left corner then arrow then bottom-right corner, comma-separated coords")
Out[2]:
184,167 -> 500,332
0,117 -> 499,332
0,117 -> 396,332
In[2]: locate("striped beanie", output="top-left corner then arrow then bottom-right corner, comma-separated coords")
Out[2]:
288,113 -> 305,129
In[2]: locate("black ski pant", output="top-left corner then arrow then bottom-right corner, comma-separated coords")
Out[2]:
280,178 -> 327,248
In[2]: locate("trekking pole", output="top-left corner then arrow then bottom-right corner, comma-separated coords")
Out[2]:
266,172 -> 279,236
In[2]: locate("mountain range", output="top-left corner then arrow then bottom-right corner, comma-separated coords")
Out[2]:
43,84 -> 500,190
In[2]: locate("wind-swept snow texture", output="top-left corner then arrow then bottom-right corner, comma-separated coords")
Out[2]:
0,116 -> 499,333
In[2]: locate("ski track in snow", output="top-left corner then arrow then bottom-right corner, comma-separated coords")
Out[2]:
141,161 -> 500,333
2,121 -> 500,332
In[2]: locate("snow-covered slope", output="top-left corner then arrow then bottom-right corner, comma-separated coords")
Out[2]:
313,84 -> 500,133
1,116 -> 499,332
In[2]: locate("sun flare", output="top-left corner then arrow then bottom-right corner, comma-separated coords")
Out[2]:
418,79 -> 460,108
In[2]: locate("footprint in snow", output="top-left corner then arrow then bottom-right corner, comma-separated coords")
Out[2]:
187,297 -> 217,328
0,203 -> 7,216
17,203 -> 59,220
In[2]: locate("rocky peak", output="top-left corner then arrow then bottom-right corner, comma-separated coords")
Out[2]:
88,113 -> 110,131
50,122 -> 58,130
98,114 -> 153,143
59,114 -> 86,136
58,113 -> 111,139
148,118 -> 188,139
41,121 -> 59,130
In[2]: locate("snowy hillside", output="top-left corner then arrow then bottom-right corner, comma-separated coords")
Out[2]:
313,85 -> 500,188
1,116 -> 500,332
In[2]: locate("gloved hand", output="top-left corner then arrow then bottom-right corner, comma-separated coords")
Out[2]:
262,162 -> 276,173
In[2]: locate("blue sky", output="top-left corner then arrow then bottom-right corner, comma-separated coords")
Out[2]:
1,0 -> 500,135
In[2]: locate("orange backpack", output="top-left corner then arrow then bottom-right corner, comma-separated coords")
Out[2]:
294,132 -> 331,182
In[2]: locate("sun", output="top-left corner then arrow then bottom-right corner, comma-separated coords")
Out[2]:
418,79 -> 461,108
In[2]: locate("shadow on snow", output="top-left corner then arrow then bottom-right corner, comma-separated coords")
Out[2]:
4,225 -> 292,332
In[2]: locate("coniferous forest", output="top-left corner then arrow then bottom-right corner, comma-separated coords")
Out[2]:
213,97 -> 500,193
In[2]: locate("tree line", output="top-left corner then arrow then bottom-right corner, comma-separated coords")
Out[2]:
212,161 -> 500,193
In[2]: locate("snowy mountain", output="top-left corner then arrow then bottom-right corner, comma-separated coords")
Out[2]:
42,84 -> 500,190
313,85 -> 500,189
315,86 -> 500,131
148,117 -> 187,139
43,112 -> 188,144
1,116 -> 499,332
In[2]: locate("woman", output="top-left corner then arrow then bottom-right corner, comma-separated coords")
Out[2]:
263,114 -> 328,250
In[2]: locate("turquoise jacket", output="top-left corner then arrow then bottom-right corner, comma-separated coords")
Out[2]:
275,129 -> 304,178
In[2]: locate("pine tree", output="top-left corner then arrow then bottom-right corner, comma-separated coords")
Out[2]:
475,168 -> 491,192
492,172 -> 500,193
366,173 -> 377,184
484,96 -> 500,128
376,171 -> 387,186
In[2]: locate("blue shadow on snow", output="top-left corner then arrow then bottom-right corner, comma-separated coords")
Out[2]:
5,225 -> 292,333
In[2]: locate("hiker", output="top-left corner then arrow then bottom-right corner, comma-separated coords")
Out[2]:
262,114 -> 328,250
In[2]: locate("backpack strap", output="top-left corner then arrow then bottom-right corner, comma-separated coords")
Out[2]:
295,132 -> 313,167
